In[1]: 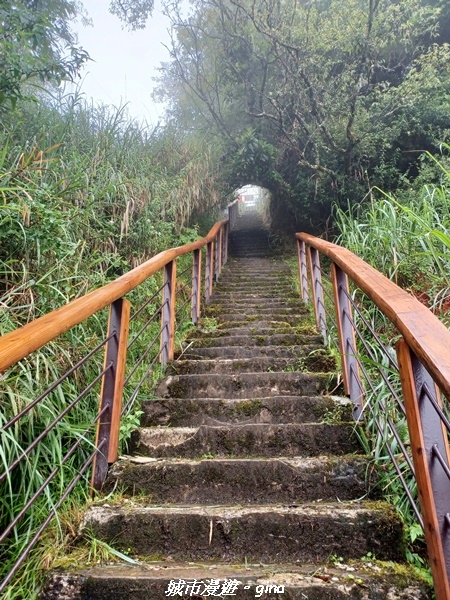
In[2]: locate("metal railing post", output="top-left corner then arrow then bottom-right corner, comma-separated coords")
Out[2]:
307,246 -> 327,342
205,241 -> 214,303
331,263 -> 363,420
191,249 -> 202,325
92,297 -> 130,491
215,230 -> 222,281
160,260 -> 177,366
396,339 -> 450,600
297,238 -> 309,304
222,222 -> 229,265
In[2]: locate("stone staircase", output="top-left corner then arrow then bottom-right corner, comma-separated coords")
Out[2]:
42,214 -> 431,599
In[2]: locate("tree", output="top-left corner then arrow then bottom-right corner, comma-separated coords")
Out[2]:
109,0 -> 155,30
0,0 -> 90,111
155,0 -> 450,228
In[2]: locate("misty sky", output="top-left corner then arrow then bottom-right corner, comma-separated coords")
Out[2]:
74,0 -> 172,124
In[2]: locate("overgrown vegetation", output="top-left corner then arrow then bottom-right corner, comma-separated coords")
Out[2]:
0,89 -> 222,599
330,148 -> 450,582
2,0 -> 450,597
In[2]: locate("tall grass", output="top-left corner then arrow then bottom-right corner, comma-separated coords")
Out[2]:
0,90 -> 221,598
332,148 -> 450,577
335,149 -> 450,319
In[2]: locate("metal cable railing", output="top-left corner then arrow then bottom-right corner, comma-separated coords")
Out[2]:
0,217 -> 231,595
297,232 -> 450,599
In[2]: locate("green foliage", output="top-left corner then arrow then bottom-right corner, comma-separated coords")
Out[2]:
157,0 -> 450,227
334,148 -> 450,316
0,0 -> 89,111
0,90 -> 222,598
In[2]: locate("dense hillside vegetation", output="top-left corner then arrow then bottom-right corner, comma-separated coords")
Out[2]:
1,0 -> 450,597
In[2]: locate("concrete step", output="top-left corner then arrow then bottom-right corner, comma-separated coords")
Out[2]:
206,307 -> 302,318
211,315 -> 306,326
168,354 -> 335,375
140,395 -> 352,426
191,325 -> 316,336
81,502 -> 405,563
210,294 -> 300,303
41,562 -> 432,600
130,423 -> 360,458
156,371 -> 333,399
185,334 -> 323,349
208,299 -> 302,309
106,455 -> 370,504
178,344 -> 323,359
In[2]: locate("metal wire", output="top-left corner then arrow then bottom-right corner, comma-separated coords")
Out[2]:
421,384 -> 450,434
2,334 -> 113,432
343,307 -> 406,416
0,362 -> 113,484
175,296 -> 192,321
432,445 -> 450,481
122,344 -> 165,414
341,284 -> 398,370
123,323 -> 166,387
127,306 -> 162,349
0,440 -> 105,595
129,284 -> 164,322
0,404 -> 109,544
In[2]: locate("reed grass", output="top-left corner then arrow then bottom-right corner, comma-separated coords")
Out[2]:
0,90 -> 221,598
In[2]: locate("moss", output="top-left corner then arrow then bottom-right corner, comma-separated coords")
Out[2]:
234,399 -> 263,416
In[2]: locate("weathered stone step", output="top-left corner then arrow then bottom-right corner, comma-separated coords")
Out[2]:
82,502 -> 404,563
206,304 -> 305,319
168,354 -> 335,375
190,325 -> 317,338
106,455 -> 370,503
141,395 -> 351,426
210,294 -> 300,303
179,344 -> 322,359
41,562 -> 432,600
215,312 -> 310,326
181,333 -> 323,348
209,299 -> 302,309
130,423 -> 360,458
214,284 -> 294,293
157,371 -> 332,399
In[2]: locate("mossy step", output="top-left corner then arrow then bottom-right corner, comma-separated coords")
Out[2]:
190,325 -> 316,337
81,502 -> 405,563
179,344 -> 322,359
212,315 -> 307,326
208,300 -> 302,309
156,371 -> 333,399
140,395 -> 352,427
209,293 -> 300,302
168,354 -> 335,375
130,422 -> 360,458
184,333 -> 323,348
214,284 -> 295,292
105,455 -> 371,504
41,561 -> 432,600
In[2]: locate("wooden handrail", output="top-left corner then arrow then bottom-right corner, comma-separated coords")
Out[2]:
296,232 -> 450,401
0,220 -> 226,373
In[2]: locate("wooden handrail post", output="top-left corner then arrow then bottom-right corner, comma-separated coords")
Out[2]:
331,264 -> 363,420
396,339 -> 450,600
191,249 -> 202,325
297,238 -> 309,304
205,241 -> 214,303
307,246 -> 327,343
160,260 -> 177,366
92,297 -> 130,492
